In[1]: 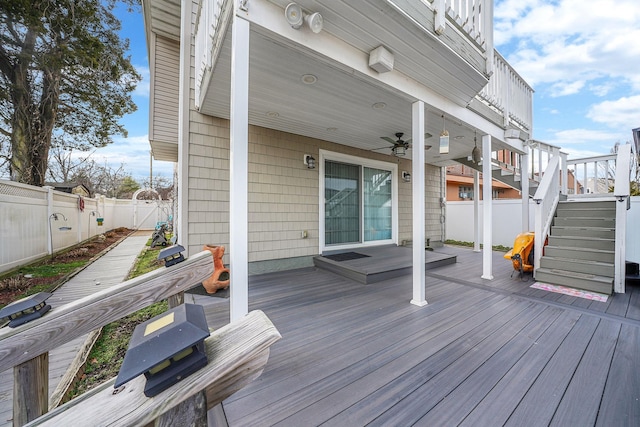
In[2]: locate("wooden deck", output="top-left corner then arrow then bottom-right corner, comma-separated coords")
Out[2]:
189,245 -> 640,426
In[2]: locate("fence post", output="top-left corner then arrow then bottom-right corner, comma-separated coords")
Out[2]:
76,195 -> 83,244
45,186 -> 54,255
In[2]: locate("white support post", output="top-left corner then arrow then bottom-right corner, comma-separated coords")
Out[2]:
521,149 -> 530,232
411,100 -> 427,307
229,12 -> 250,321
177,0 -> 192,252
473,170 -> 480,252
561,152 -> 568,195
481,134 -> 493,280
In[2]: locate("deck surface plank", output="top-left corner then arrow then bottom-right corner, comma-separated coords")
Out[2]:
181,246 -> 640,426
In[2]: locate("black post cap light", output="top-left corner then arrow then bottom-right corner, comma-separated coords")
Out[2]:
158,244 -> 186,267
0,292 -> 52,328
114,303 -> 210,397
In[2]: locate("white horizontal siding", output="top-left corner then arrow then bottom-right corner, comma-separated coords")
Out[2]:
150,34 -> 180,148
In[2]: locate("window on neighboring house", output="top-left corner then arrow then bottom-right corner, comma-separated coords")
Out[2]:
492,189 -> 502,199
458,186 -> 473,200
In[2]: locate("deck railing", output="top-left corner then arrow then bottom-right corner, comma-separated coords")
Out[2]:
477,51 -> 534,132
0,251 -> 280,426
194,0 -> 232,109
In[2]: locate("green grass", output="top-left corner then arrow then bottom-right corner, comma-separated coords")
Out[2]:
17,261 -> 88,278
444,239 -> 511,252
68,246 -> 168,400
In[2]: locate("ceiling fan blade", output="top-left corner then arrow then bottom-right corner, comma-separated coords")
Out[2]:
404,132 -> 433,145
370,146 -> 391,151
380,136 -> 396,144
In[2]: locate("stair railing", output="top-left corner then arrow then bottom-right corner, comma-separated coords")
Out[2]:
532,152 -> 561,274
613,144 -> 632,293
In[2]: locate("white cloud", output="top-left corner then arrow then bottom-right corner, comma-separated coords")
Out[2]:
587,95 -> 640,129
495,0 -> 640,93
133,65 -> 150,97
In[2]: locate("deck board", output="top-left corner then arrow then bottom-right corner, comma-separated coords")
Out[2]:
203,245 -> 640,426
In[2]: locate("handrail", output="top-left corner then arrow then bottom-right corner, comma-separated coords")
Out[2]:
0,251 -> 214,371
25,310 -> 281,426
533,154 -> 561,273
566,153 -> 617,196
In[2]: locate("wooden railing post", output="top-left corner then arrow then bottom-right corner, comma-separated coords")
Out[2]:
13,353 -> 49,426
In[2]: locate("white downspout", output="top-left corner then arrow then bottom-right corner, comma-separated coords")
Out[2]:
177,0 -> 192,252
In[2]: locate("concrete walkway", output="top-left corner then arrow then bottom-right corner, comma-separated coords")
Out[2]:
0,231 -> 152,426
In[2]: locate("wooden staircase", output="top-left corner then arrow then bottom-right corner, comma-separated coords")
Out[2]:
535,199 -> 616,294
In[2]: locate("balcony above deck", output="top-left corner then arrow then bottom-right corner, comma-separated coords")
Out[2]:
143,0 -> 533,164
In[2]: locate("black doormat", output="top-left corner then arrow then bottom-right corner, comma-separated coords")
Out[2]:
323,252 -> 371,262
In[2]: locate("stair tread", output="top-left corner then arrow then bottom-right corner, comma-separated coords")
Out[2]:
552,226 -> 615,231
545,245 -> 614,254
550,235 -> 614,242
536,267 -> 613,283
541,256 -> 613,267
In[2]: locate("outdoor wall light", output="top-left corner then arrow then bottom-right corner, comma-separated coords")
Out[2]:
158,244 -> 186,267
402,171 -> 411,182
0,292 -> 52,328
304,154 -> 316,169
285,3 -> 323,33
114,303 -> 210,397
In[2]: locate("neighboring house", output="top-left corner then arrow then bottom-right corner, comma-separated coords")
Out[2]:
142,0 -> 534,316
445,164 -> 584,200
445,165 -> 521,200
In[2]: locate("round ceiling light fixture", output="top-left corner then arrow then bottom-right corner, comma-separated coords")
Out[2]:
372,102 -> 386,110
301,74 -> 318,85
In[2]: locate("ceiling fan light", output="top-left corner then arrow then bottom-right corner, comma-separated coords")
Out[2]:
392,145 -> 406,157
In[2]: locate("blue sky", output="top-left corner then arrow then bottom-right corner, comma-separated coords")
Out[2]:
99,0 -> 640,181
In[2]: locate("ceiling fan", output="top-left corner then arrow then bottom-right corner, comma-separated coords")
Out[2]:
372,132 -> 432,157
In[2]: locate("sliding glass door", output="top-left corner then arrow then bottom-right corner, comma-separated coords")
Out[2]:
325,161 -> 360,245
323,155 -> 396,248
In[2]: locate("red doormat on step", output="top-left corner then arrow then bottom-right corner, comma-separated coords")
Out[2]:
531,282 -> 608,302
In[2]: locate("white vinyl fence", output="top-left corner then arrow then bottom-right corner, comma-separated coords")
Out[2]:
0,180 -> 172,273
446,197 -> 640,264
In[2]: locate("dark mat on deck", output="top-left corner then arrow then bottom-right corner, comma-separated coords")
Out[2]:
323,252 -> 371,262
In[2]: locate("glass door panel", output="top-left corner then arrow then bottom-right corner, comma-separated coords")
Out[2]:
364,167 -> 392,241
325,161 -> 360,245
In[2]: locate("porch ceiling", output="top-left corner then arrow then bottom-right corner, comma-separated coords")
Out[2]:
202,27 -> 512,167
145,0 -> 519,166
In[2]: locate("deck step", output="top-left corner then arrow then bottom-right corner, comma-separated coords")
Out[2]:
547,235 -> 614,251
540,256 -> 614,277
557,200 -> 615,210
555,208 -> 615,218
552,217 -> 615,228
543,246 -> 614,264
550,226 -> 615,239
313,247 -> 456,284
535,267 -> 613,294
